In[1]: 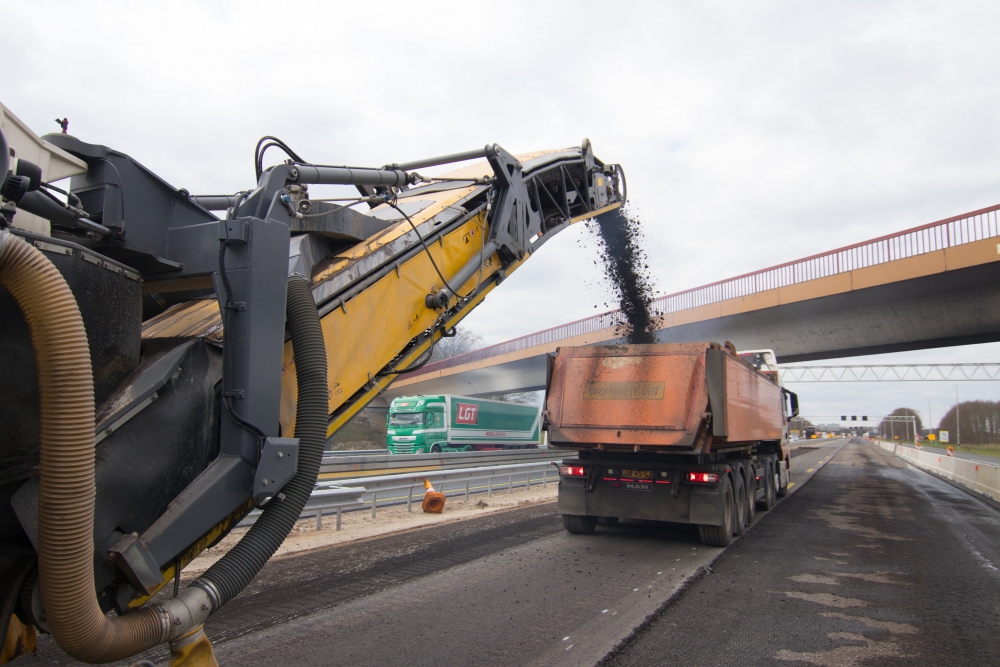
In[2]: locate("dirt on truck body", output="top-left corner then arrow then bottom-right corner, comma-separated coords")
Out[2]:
545,342 -> 799,547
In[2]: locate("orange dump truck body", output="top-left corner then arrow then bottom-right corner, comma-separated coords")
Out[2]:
546,343 -> 784,453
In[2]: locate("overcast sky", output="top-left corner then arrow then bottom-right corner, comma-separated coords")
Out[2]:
7,1 -> 1000,426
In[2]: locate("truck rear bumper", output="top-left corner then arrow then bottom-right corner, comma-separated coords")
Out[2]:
557,478 -> 727,527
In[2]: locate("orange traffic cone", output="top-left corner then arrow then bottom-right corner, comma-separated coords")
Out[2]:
421,479 -> 446,514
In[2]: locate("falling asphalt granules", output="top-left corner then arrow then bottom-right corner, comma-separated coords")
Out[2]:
589,207 -> 658,344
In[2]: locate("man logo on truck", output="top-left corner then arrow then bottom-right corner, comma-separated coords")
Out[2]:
456,403 -> 479,424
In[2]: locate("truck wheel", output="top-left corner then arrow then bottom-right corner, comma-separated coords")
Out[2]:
563,514 -> 598,534
745,470 -> 757,524
733,474 -> 748,536
776,458 -> 790,497
598,517 -> 619,526
758,462 -> 776,511
431,444 -> 442,453
697,479 -> 735,547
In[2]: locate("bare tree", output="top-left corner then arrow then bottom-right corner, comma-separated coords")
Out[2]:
429,327 -> 484,362
427,328 -> 541,405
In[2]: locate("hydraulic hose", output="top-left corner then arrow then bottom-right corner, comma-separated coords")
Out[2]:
0,230 -> 172,662
0,231 -> 328,662
192,274 -> 328,608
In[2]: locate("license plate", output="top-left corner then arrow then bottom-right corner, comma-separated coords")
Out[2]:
623,469 -> 652,479
623,482 -> 652,492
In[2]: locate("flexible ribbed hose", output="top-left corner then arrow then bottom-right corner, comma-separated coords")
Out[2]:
0,231 -> 169,662
194,275 -> 328,607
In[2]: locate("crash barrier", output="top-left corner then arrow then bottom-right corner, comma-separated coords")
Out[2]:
874,440 -> 1000,502
318,447 -> 565,480
245,460 -> 562,531
319,460 -> 559,521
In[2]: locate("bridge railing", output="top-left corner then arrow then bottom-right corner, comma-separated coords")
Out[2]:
413,203 -> 1000,375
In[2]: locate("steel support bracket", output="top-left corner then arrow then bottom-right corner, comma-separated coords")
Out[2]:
485,144 -> 542,262
253,437 -> 300,506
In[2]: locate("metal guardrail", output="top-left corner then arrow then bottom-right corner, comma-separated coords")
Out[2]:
318,447 -> 565,479
243,459 -> 567,531
407,203 -> 1000,375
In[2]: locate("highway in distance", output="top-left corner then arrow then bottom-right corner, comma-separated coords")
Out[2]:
34,438 -> 1000,665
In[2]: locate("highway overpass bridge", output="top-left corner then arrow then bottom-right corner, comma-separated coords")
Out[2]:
383,203 -> 1000,399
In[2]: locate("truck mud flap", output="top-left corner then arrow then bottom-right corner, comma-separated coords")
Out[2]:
689,487 -> 725,527
557,478 -> 588,516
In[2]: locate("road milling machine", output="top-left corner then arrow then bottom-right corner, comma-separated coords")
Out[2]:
0,102 -> 624,664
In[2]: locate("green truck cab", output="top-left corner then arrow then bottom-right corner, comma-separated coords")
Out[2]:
386,395 -> 542,454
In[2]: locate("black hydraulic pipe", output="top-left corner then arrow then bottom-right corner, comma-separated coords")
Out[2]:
190,195 -> 240,211
292,165 -> 408,188
394,147 -> 490,172
193,275 -> 328,608
16,191 -> 110,236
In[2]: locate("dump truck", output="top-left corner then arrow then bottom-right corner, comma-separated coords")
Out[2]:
546,342 -> 798,547
387,395 -> 541,454
0,100 -> 625,665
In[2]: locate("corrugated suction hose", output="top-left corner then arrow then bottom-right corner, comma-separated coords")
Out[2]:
0,231 -> 329,663
0,231 -> 170,662
192,274 -> 328,607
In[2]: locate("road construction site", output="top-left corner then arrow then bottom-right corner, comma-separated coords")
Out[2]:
25,440 -> 960,665
32,437 -> 1000,666
3,92 -> 1000,667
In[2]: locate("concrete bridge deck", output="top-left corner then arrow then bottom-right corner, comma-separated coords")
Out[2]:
386,203 -> 1000,398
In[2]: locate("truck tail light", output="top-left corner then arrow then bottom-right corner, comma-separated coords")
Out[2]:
560,465 -> 585,477
688,472 -> 719,483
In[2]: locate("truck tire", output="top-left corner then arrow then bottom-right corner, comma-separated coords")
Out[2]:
733,474 -> 748,536
430,444 -> 442,453
745,469 -> 757,524
776,457 -> 790,497
758,461 -> 776,511
563,514 -> 598,534
697,479 -> 735,547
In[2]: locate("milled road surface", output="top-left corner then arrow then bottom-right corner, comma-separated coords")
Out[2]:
33,441 -> 841,666
603,439 -> 1000,666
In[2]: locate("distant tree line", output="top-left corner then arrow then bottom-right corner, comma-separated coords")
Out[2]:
937,400 -> 1000,445
788,417 -> 815,433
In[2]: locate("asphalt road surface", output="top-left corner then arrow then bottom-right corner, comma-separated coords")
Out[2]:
603,439 -> 1000,666
33,440 -> 845,666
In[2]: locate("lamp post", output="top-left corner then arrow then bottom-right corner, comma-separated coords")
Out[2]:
927,398 -> 932,440
953,385 -> 960,447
